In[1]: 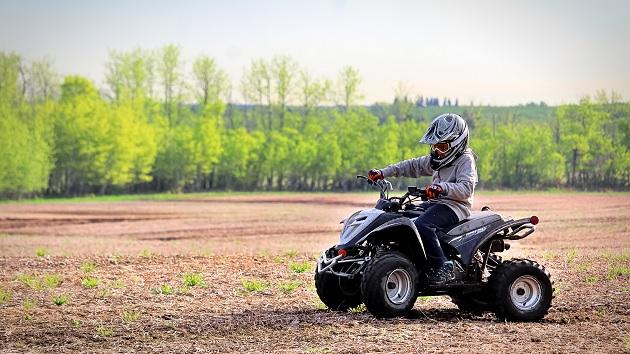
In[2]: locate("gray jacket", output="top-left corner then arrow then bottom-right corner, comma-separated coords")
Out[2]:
381,149 -> 478,220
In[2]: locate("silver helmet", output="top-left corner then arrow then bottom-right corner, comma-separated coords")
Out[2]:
419,113 -> 469,170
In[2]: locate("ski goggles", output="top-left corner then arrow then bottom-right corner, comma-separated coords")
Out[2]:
431,142 -> 451,155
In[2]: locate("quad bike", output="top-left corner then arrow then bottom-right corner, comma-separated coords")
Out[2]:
315,176 -> 553,321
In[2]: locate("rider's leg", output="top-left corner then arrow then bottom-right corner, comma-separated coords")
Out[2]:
414,203 -> 459,284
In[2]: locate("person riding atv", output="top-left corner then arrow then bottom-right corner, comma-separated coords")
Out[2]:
368,113 -> 476,286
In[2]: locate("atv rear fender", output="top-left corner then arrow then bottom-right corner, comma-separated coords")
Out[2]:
472,217 -> 536,257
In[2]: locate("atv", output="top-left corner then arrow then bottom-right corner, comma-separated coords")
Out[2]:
315,176 -> 553,321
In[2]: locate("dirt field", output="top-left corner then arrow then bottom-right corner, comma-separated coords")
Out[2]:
0,192 -> 629,353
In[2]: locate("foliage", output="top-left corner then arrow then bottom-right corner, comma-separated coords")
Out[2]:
182,272 -> 207,287
1,48 -> 629,199
53,293 -> 69,306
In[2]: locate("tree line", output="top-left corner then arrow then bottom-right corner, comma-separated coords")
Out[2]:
1,46 -> 629,198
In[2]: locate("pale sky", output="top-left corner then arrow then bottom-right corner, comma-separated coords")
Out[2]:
1,0 -> 629,105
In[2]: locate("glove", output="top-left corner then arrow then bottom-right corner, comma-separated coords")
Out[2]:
368,169 -> 383,182
425,184 -> 443,199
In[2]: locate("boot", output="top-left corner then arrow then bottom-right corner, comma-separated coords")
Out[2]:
428,261 -> 455,286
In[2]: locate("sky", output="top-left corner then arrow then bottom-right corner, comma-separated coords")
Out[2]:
1,0 -> 629,106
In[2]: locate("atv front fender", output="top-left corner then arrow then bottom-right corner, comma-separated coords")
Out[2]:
361,218 -> 427,265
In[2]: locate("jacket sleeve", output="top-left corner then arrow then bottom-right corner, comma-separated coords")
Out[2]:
437,154 -> 477,201
381,155 -> 434,178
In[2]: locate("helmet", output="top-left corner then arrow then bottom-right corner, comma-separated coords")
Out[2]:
419,113 -> 469,170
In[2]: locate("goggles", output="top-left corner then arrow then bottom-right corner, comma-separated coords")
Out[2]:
431,142 -> 451,155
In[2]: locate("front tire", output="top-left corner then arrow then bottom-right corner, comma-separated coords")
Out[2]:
314,271 -> 362,311
361,251 -> 418,318
490,259 -> 553,321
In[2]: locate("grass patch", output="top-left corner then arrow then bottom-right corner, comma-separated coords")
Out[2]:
0,287 -> 12,304
111,279 -> 126,289
565,249 -> 578,264
121,310 -> 140,324
541,250 -> 556,261
418,296 -> 432,302
313,298 -> 327,310
608,265 -> 630,279
35,247 -> 48,258
43,274 -> 62,288
16,273 -> 42,290
81,260 -> 96,273
23,297 -> 36,310
53,293 -> 69,306
278,280 -> 301,294
349,303 -> 366,314
98,288 -> 112,298
289,261 -> 310,273
241,278 -> 269,293
584,275 -> 600,283
108,254 -> 124,264
272,255 -> 285,264
574,262 -> 591,272
96,325 -> 113,337
151,284 -> 174,295
81,277 -> 99,289
72,319 -> 82,328
139,249 -> 152,258
182,272 -> 207,287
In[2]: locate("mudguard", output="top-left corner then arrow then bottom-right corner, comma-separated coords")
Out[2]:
360,218 -> 428,264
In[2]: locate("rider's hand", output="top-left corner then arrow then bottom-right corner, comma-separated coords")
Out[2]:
368,169 -> 383,182
425,184 -> 443,199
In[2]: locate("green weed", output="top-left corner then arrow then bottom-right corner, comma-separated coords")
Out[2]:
53,293 -> 69,306
0,287 -> 12,304
36,247 -> 48,258
81,260 -> 96,273
98,288 -> 112,298
71,319 -> 82,328
278,280 -> 301,294
24,313 -> 33,320
349,303 -> 366,314
23,297 -> 36,310
272,255 -> 285,264
584,275 -> 600,283
151,284 -> 173,295
313,299 -> 327,310
574,262 -> 591,272
541,250 -> 556,261
565,249 -> 578,264
122,310 -> 140,324
81,277 -> 99,289
289,261 -> 310,273
108,254 -> 123,264
139,249 -> 152,258
16,273 -> 41,289
177,286 -> 191,296
96,325 -> 113,337
111,279 -> 126,289
607,265 -> 630,279
182,272 -> 207,287
241,279 -> 268,293
418,296 -> 432,302
625,336 -> 630,352
43,274 -> 62,288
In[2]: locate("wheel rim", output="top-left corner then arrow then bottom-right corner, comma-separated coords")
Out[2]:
509,275 -> 542,311
385,268 -> 413,305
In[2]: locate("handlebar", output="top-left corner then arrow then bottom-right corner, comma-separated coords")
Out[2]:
356,176 -> 426,204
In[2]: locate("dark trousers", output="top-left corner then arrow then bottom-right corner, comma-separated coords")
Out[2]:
413,203 -> 459,268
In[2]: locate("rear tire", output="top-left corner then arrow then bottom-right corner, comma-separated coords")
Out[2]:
314,271 -> 362,311
361,251 -> 418,318
490,259 -> 553,321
